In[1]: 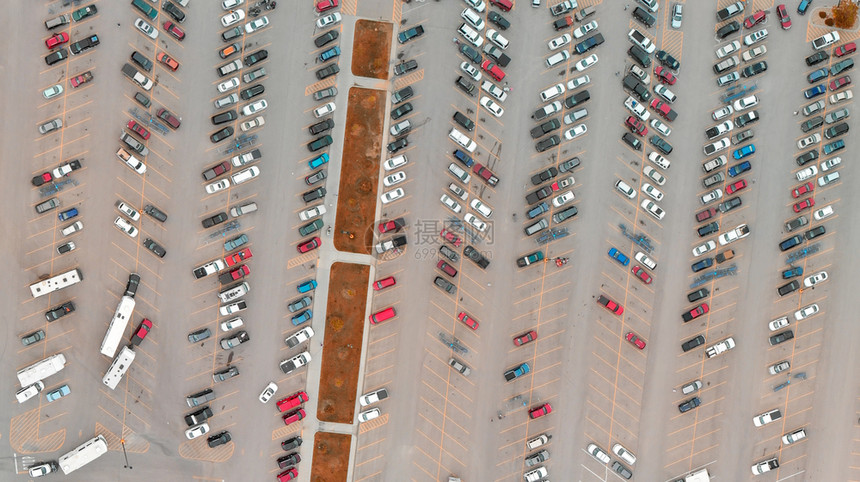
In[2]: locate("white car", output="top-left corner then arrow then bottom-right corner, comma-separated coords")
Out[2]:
448,183 -> 468,201
829,90 -> 853,104
245,16 -> 269,33
384,154 -> 407,171
114,216 -> 138,238
716,40 -> 740,59
704,138 -> 731,155
557,176 -> 574,189
650,119 -> 671,136
712,105 -> 734,120
742,45 -> 767,62
358,408 -> 380,422
43,84 -> 63,99
612,444 -> 637,466
642,182 -> 663,201
231,166 -> 259,184
818,172 -> 839,186
575,54 -> 599,72
62,221 -> 83,236
222,0 -> 244,9
463,0 -> 486,12
240,116 -> 265,132
480,96 -> 504,117
563,108 -> 587,124
219,300 -> 247,315
359,388 -> 389,407
743,28 -> 768,46
215,93 -> 239,109
654,84 -> 676,103
627,28 -> 656,53
552,190 -> 574,207
587,444 -> 611,465
548,33 -> 571,50
381,188 -> 404,204
487,29 -> 508,48
458,23 -> 483,47
568,74 -> 590,90
316,12 -> 342,29
615,180 -> 636,199
242,99 -> 268,116
206,179 -> 230,194
629,64 -> 650,84
732,95 -> 759,111
573,20 -> 597,39
701,188 -> 723,205
707,120 -> 734,139
640,199 -> 665,220
221,9 -> 245,27
464,213 -> 487,231
643,166 -> 665,186
134,18 -> 158,39
116,201 -> 141,221
794,303 -> 819,321
563,124 -> 587,140
461,8 -> 485,30
769,316 -> 789,331
648,151 -> 670,169
639,0 -> 658,12
813,205 -> 834,220
220,317 -> 244,332
383,171 -> 406,187
185,423 -> 210,439
217,77 -> 240,93
481,81 -> 507,101
299,204 -> 326,221
470,198 -> 493,218
803,271 -> 828,287
796,165 -> 818,181
546,50 -> 570,67
258,382 -> 277,403
624,96 -> 650,121
540,83 -> 565,102
635,251 -> 657,270
820,156 -> 841,171
692,240 -> 716,257
440,194 -> 462,213
797,133 -> 821,149
285,326 -> 315,347
460,61 -> 482,81
448,127 -> 477,152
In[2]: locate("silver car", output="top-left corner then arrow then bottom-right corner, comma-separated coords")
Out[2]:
39,118 -> 63,134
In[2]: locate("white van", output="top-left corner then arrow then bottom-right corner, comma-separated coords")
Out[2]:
615,180 -> 636,198
16,381 -> 45,404
219,282 -> 250,303
447,163 -> 471,183
384,155 -> 407,171
546,50 -> 571,67
648,151 -> 671,169
634,251 -> 656,270
526,433 -> 551,450
448,127 -> 477,152
231,166 -> 260,184
230,202 -> 257,218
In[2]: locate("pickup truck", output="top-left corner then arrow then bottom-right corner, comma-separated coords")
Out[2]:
553,15 -> 573,31
279,352 -> 311,374
550,0 -> 576,16
52,159 -> 83,178
70,71 -> 93,88
121,63 -> 153,91
531,119 -> 561,139
504,362 -> 530,381
718,223 -> 750,245
398,25 -> 424,44
706,337 -> 735,358
374,235 -> 407,254
622,74 -> 651,102
463,246 -> 490,269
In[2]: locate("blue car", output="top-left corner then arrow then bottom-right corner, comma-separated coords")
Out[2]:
58,208 -> 78,221
798,0 -> 811,14
527,202 -> 549,219
733,144 -> 755,160
504,362 -> 530,381
823,139 -> 845,154
309,152 -> 329,169
453,149 -> 474,168
224,234 -> 248,251
319,46 -> 341,62
804,84 -> 827,99
692,258 -> 714,273
297,279 -> 317,293
728,160 -> 751,177
46,384 -> 70,402
807,68 -> 828,83
782,266 -> 803,279
291,309 -> 313,326
608,247 -> 630,266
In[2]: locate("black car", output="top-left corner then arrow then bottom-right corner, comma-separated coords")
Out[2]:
718,196 -> 742,213
459,44 -> 481,63
314,29 -> 339,47
804,225 -> 826,240
434,276 -> 456,294
779,235 -> 804,251
531,167 -> 558,185
144,204 -> 167,222
210,126 -> 233,143
387,137 -> 408,153
316,64 -> 340,80
394,60 -> 418,75
681,335 -> 705,352
697,221 -> 719,237
535,135 -> 561,152
824,122 -> 849,139
735,111 -> 759,127
778,280 -> 800,296
769,330 -> 794,346
45,48 -> 69,65
244,49 -> 268,66
801,116 -> 824,132
392,102 -> 413,120
678,397 -> 701,413
211,110 -> 238,125
805,51 -> 829,66
125,273 -> 140,297
692,258 -> 713,272
222,26 -> 243,42
552,206 -> 577,223
397,24 -> 424,44
785,215 -> 808,232
281,436 -> 303,451
742,61 -> 767,78
650,135 -> 673,154
559,157 -> 580,173
309,118 -> 334,135
134,92 -> 151,108
305,169 -> 327,185
716,21 -> 740,39
143,238 -> 166,258
622,132 -> 642,150
488,11 -> 511,30
307,135 -> 333,152
795,149 -> 818,166
455,76 -> 476,96
277,453 -> 302,469
202,212 -> 228,228
240,84 -> 265,100
530,118 -> 561,139
392,86 -> 413,104
830,58 -> 853,75
69,34 -> 99,55
463,245 -> 490,269
207,431 -> 232,448
184,406 -> 213,426
441,245 -> 460,263
632,6 -> 656,26
302,187 -> 327,203
131,51 -> 153,72
526,186 -> 553,204
564,90 -> 590,109
575,33 -> 604,54
687,288 -> 710,303
163,1 -> 185,22
656,50 -> 680,70
628,45 -> 651,68
450,112 -> 473,132
45,301 -> 75,322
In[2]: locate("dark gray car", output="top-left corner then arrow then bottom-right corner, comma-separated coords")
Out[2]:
188,328 -> 211,343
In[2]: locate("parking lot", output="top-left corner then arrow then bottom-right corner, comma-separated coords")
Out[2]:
5,0 -> 860,481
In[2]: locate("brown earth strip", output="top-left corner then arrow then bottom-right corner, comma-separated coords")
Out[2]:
310,431 -> 352,482
351,20 -> 392,79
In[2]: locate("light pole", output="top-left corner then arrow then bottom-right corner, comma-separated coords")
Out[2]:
120,438 -> 132,469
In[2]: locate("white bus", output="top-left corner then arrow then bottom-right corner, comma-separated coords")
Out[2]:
17,354 -> 67,387
99,296 -> 136,358
59,434 -> 108,475
102,346 -> 136,390
29,268 -> 83,298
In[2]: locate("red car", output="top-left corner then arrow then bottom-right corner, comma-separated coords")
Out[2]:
298,237 -> 321,253
829,76 -> 851,91
315,0 -> 339,12
440,228 -> 462,247
835,42 -> 856,57
225,248 -> 253,266
481,60 -> 506,82
282,408 -> 306,425
157,51 -> 179,71
792,181 -> 814,198
626,332 -> 646,350
457,312 -> 479,330
625,115 -> 647,136
372,276 -> 396,291
128,120 -> 151,140
222,265 -> 250,282
682,304 -> 709,322
696,207 -> 717,222
131,318 -> 152,345
472,163 -> 499,186
277,468 -> 299,482
743,10 -> 766,29
777,4 -> 791,30
163,21 -> 185,40
650,99 -> 676,121
513,330 -> 537,346
631,266 -> 652,284
597,295 -> 623,315
276,391 -> 309,412
378,217 -> 405,233
529,403 -> 552,419
437,260 -> 458,277
370,307 -> 396,324
157,108 -> 181,129
45,32 -> 69,49
726,179 -> 747,194
793,198 -> 815,213
653,66 -> 677,85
